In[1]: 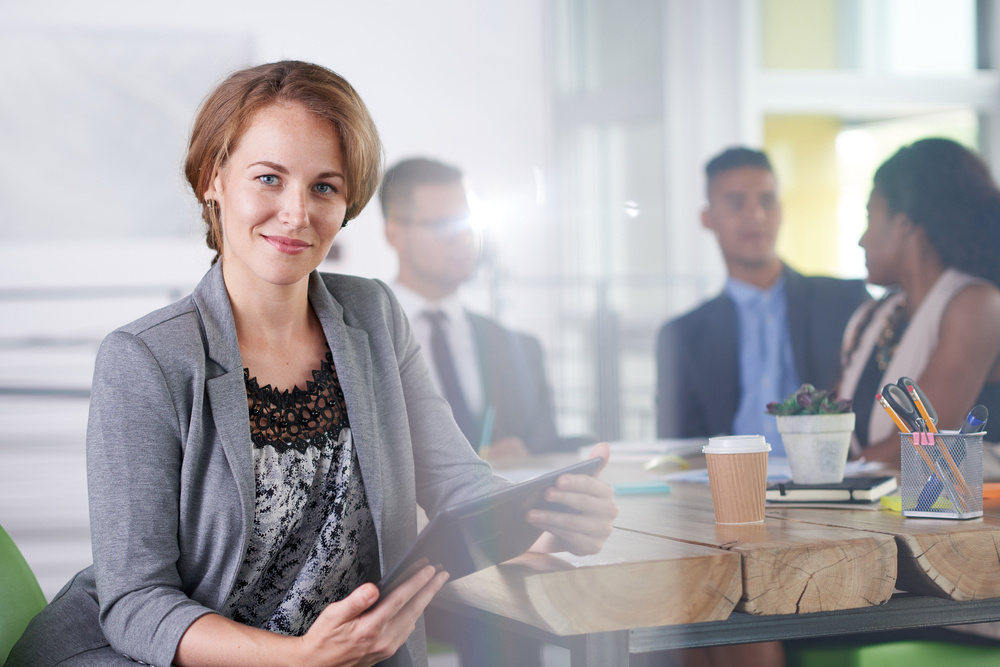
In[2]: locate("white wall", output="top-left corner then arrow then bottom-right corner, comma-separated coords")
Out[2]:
0,0 -> 550,288
0,0 -> 554,599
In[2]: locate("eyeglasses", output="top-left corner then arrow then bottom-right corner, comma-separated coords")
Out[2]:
394,214 -> 474,238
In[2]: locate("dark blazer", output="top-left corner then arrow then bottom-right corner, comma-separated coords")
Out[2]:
655,266 -> 870,439
9,265 -> 500,667
467,313 -> 574,454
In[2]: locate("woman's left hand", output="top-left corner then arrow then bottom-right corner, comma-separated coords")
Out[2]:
527,442 -> 618,556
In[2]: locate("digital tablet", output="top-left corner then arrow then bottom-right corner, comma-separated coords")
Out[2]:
377,457 -> 603,597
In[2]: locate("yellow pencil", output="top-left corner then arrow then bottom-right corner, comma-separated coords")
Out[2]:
906,384 -> 971,498
912,432 -> 968,511
876,393 -> 911,433
906,384 -> 939,434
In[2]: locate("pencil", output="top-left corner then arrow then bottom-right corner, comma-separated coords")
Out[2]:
911,432 -> 967,510
906,384 -> 939,434
937,443 -> 972,498
934,459 -> 968,512
876,393 -> 911,433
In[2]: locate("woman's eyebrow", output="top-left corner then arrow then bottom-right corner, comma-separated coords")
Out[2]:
249,160 -> 288,173
249,161 -> 343,180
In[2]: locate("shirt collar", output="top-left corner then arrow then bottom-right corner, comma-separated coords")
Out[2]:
725,274 -> 786,307
391,282 -> 467,324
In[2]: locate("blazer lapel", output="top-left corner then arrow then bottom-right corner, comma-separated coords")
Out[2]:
783,266 -> 811,381
192,264 -> 256,536
206,370 -> 256,534
700,295 -> 740,435
309,274 -> 384,540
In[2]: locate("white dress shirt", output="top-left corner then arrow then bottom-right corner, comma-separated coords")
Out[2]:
391,282 -> 484,416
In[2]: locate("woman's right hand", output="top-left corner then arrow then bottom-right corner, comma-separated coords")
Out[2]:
298,565 -> 449,667
174,565 -> 448,667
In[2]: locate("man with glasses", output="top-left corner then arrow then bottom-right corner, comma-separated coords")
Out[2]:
381,157 -> 567,667
381,157 -> 569,461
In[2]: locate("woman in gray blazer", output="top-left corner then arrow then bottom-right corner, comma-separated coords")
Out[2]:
8,61 -> 617,667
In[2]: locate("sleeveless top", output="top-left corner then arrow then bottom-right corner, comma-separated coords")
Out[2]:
840,268 -> 1000,452
221,346 -> 378,636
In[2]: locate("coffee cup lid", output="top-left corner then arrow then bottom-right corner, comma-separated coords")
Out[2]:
703,435 -> 771,454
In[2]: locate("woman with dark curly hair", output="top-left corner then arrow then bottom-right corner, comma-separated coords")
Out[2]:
839,137 -> 1000,468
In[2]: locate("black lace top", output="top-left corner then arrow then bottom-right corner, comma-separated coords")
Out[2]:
221,347 -> 377,636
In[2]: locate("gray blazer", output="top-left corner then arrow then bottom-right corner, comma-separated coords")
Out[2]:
8,264 -> 500,667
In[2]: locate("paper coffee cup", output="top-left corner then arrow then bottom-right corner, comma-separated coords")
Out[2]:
703,435 -> 771,524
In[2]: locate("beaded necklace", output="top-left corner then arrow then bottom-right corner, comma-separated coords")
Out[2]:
875,298 -> 909,371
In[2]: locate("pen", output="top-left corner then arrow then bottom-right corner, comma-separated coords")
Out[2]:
959,405 -> 989,434
876,393 -> 911,433
613,481 -> 671,495
477,405 -> 496,458
917,408 -> 984,509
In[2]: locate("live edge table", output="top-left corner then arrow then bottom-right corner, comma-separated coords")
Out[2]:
431,464 -> 1000,666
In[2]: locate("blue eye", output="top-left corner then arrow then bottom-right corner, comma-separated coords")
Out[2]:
314,183 -> 337,194
259,174 -> 279,186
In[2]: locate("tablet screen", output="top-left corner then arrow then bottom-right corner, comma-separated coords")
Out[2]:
377,457 -> 603,597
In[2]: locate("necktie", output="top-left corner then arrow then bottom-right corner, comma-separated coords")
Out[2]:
423,310 -> 478,443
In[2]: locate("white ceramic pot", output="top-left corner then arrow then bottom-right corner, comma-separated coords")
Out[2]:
775,413 -> 856,485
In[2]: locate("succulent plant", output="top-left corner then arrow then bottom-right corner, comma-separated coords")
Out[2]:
765,383 -> 852,416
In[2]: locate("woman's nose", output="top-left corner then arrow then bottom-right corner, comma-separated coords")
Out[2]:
280,189 -> 309,228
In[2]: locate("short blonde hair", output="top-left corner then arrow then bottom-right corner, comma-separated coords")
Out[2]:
184,61 -> 383,261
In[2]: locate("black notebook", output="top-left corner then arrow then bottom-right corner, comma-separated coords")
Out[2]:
766,475 -> 898,504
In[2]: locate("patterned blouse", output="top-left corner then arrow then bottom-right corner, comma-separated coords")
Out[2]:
222,346 -> 378,636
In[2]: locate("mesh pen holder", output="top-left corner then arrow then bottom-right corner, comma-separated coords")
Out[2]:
900,431 -> 983,519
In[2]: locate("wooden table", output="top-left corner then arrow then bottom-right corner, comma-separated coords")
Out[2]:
433,461 -> 1000,665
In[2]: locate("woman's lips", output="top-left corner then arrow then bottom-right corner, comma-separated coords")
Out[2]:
264,235 -> 310,255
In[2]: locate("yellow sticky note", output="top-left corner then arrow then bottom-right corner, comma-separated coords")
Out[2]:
881,494 -> 901,512
880,493 -> 958,512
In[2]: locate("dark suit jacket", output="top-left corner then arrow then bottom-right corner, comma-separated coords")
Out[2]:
655,266 -> 870,439
467,313 -> 581,454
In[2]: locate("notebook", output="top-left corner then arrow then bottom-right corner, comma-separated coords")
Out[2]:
766,475 -> 898,504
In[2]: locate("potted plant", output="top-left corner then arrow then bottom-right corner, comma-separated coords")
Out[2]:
766,384 -> 855,484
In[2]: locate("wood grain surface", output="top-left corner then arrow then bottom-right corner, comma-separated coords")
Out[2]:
770,501 -> 1000,600
614,489 -> 897,615
436,528 -> 742,635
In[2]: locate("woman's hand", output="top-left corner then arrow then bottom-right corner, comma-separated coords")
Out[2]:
527,442 -> 618,556
298,566 -> 448,667
174,566 -> 448,667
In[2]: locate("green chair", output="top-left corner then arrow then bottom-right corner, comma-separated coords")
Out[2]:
0,524 -> 46,664
787,638 -> 1000,667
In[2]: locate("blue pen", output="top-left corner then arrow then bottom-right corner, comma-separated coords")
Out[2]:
916,405 -> 987,509
613,481 -> 671,495
477,405 -> 496,458
960,405 -> 989,434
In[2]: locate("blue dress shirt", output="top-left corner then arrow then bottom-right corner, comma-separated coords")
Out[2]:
726,276 -> 800,456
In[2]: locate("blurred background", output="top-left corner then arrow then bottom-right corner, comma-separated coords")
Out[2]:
0,0 -> 995,642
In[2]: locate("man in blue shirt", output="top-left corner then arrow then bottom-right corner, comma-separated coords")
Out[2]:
655,147 -> 869,454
